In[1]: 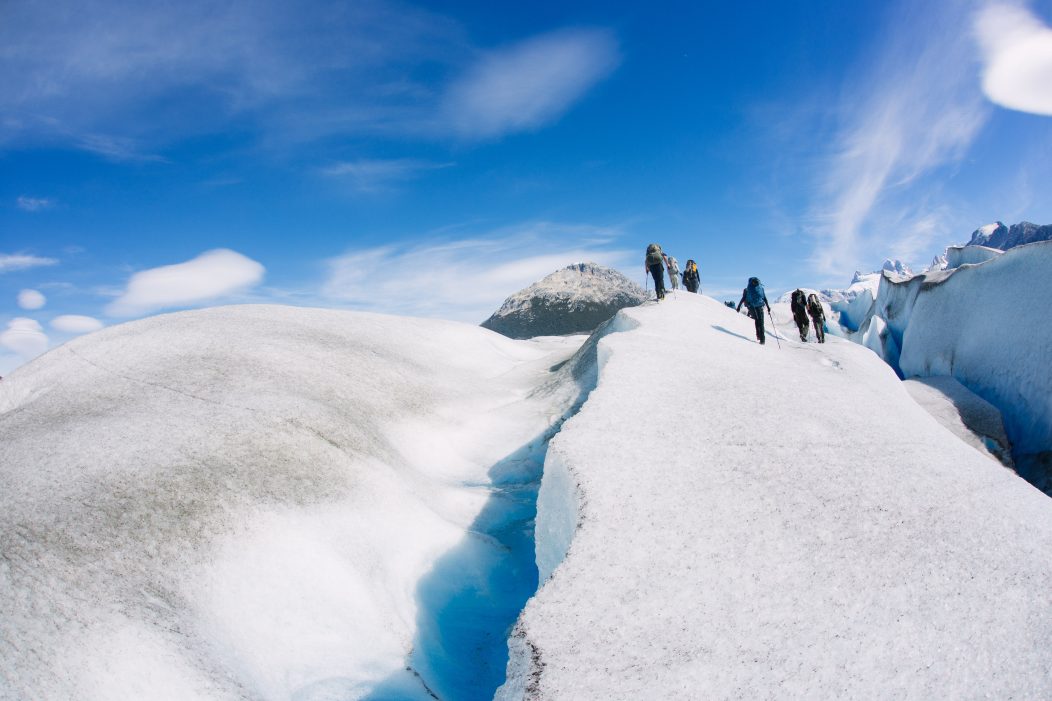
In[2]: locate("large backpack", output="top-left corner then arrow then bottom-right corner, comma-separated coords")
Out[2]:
645,243 -> 664,266
791,289 -> 807,313
744,279 -> 766,308
807,293 -> 824,317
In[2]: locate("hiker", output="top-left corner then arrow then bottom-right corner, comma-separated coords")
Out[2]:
664,253 -> 680,290
807,293 -> 826,343
790,289 -> 810,342
682,259 -> 701,293
736,277 -> 771,344
645,243 -> 666,300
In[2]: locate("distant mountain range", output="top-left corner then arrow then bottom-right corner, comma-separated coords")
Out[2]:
967,221 -> 1052,250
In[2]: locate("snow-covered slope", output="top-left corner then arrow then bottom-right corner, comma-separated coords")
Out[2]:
0,305 -> 585,701
498,293 -> 1052,699
481,262 -> 648,339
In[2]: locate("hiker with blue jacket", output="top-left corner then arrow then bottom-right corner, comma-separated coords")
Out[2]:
736,277 -> 771,344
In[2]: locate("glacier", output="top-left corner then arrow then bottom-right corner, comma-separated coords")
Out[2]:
499,293 -> 1052,699
3,287 -> 1051,700
830,241 -> 1052,493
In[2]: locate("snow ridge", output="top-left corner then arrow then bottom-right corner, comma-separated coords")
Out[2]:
498,293 -> 1052,700
481,262 -> 648,339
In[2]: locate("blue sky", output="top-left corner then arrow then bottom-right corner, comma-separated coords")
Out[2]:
2,0 -> 1052,372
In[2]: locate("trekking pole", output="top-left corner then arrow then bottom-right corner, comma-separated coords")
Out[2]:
767,307 -> 782,349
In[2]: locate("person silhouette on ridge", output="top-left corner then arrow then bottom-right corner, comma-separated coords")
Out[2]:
645,243 -> 666,300
736,277 -> 771,344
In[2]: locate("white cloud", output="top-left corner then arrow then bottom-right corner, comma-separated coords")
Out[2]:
322,223 -> 636,322
0,318 -> 48,359
50,315 -> 104,334
804,3 -> 989,275
320,159 -> 454,192
16,196 -> 55,211
0,253 -> 59,273
975,2 -> 1052,116
440,29 -> 619,140
1,1 -> 620,153
106,249 -> 265,317
17,289 -> 46,309
0,0 -> 465,154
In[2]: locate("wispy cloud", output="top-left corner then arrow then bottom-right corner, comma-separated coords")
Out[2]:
803,2 -> 989,275
320,158 -> 454,193
16,196 -> 55,211
322,222 -> 635,322
975,2 -> 1052,116
0,253 -> 59,273
0,0 -> 465,155
1,1 -> 617,156
439,28 -> 620,140
106,249 -> 265,317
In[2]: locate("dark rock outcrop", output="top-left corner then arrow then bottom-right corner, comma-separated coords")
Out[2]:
481,263 -> 648,339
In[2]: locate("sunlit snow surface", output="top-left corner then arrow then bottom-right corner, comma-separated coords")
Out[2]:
499,293 -> 1052,699
0,305 -> 584,701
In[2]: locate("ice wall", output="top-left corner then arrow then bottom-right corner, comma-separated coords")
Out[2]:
845,242 -> 1052,478
829,273 -> 880,332
945,244 -> 1002,269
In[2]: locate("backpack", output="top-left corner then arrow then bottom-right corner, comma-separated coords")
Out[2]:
807,293 -> 824,317
645,243 -> 664,266
744,279 -> 766,308
791,289 -> 807,312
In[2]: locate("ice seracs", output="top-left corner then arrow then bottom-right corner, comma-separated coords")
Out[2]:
481,262 -> 647,339
826,241 -> 1052,494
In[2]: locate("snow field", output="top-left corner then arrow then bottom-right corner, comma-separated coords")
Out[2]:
499,292 -> 1052,699
0,305 -> 583,701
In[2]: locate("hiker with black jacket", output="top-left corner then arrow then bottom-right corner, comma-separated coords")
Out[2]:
790,289 -> 810,342
807,293 -> 827,343
736,277 -> 771,344
645,243 -> 666,300
682,259 -> 701,293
